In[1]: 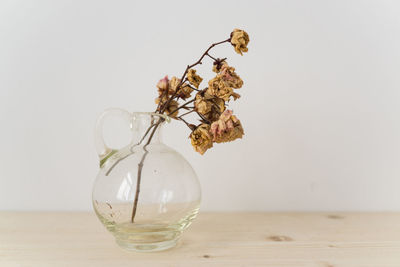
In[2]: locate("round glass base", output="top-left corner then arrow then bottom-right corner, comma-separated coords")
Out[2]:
116,238 -> 178,252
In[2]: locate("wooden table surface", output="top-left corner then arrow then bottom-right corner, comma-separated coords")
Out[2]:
1,212 -> 400,267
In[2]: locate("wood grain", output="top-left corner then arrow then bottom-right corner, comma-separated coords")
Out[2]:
1,212 -> 400,266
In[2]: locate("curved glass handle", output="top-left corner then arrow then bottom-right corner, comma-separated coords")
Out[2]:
95,108 -> 133,161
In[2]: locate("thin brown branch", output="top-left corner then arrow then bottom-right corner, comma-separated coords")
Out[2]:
196,111 -> 211,124
168,99 -> 195,116
206,53 -> 218,61
131,119 -> 163,223
176,117 -> 194,130
187,38 -> 231,71
187,84 -> 201,92
178,109 -> 195,118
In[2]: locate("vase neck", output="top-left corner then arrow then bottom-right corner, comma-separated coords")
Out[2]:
131,113 -> 168,145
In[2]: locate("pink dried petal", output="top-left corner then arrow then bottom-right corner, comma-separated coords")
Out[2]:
217,120 -> 226,135
226,119 -> 234,130
210,122 -> 218,139
157,75 -> 169,90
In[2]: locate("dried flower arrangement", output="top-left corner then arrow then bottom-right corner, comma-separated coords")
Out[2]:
156,28 -> 249,153
130,29 -> 250,222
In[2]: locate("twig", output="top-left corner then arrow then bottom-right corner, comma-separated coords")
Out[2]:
168,99 -> 195,116
178,109 -> 195,118
176,117 -> 194,130
186,84 -> 201,92
106,120 -> 158,176
136,122 -> 156,147
131,119 -> 163,223
196,111 -> 211,124
206,53 -> 218,61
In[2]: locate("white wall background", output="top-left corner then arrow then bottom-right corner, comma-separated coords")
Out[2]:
1,0 -> 399,211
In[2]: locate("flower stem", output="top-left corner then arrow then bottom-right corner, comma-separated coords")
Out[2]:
178,109 -> 195,118
168,99 -> 195,116
131,120 -> 162,223
206,53 -> 218,61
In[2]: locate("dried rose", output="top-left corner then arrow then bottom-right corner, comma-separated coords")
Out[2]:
157,76 -> 170,96
195,92 -> 225,122
168,76 -> 193,100
168,76 -> 181,94
210,110 -> 244,143
220,64 -> 243,89
178,83 -> 193,100
207,76 -> 235,101
187,69 -> 203,88
190,124 -> 213,155
212,60 -> 228,73
155,97 -> 179,118
194,93 -> 210,114
230,29 -> 249,56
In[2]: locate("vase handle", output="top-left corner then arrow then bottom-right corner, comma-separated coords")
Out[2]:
95,108 -> 133,161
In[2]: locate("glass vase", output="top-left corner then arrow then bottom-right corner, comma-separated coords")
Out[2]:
92,109 -> 201,252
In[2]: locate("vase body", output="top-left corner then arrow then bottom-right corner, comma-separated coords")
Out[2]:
92,110 -> 201,252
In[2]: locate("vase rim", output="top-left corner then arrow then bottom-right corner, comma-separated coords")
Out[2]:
131,112 -> 171,123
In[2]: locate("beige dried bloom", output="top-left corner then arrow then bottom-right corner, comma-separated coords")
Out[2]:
195,92 -> 225,122
208,62 -> 242,101
190,124 -> 213,155
168,76 -> 193,100
178,83 -> 193,100
212,61 -> 228,73
194,93 -> 210,115
168,76 -> 181,94
155,97 -> 179,118
230,29 -> 249,55
210,110 -> 244,143
187,69 -> 203,88
220,64 -> 243,89
207,76 -> 235,101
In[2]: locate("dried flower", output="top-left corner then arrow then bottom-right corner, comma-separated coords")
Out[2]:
212,60 -> 227,73
210,110 -> 244,143
194,93 -> 210,115
178,83 -> 193,100
195,92 -> 225,122
190,124 -> 213,154
207,76 -> 235,101
168,76 -> 193,100
220,64 -> 243,89
168,76 -> 181,94
157,76 -> 170,96
187,69 -> 203,88
230,29 -> 249,56
155,97 -> 179,118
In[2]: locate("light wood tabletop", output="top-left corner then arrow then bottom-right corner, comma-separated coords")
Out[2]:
1,212 -> 400,266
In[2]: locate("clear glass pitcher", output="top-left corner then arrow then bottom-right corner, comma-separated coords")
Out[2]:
92,109 -> 201,252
